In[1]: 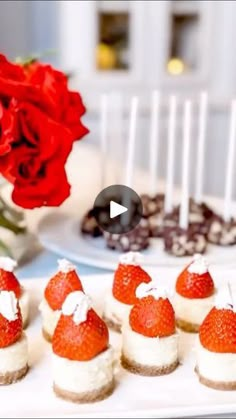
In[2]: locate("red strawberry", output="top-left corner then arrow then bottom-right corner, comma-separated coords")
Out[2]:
0,303 -> 22,348
0,269 -> 21,299
112,263 -> 151,304
52,308 -> 109,361
129,295 -> 175,338
176,267 -> 214,299
199,307 -> 236,353
45,269 -> 83,310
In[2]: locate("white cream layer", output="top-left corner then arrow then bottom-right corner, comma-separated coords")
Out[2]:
0,333 -> 28,374
39,298 -> 61,338
196,340 -> 236,382
19,288 -> 30,327
103,292 -> 132,327
52,346 -> 115,393
122,323 -> 178,366
173,292 -> 214,325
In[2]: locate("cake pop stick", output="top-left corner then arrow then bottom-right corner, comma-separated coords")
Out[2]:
100,94 -> 109,190
110,91 -> 123,184
164,95 -> 177,214
179,100 -> 192,230
195,91 -> 208,204
149,90 -> 161,195
124,96 -> 139,188
122,96 -> 139,226
223,99 -> 236,222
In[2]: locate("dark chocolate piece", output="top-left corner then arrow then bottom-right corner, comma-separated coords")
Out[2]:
80,209 -> 103,238
104,218 -> 150,252
141,193 -> 165,237
207,215 -> 236,245
164,225 -> 207,257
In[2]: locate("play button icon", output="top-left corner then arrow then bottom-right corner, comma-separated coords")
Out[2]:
110,201 -> 128,219
93,184 -> 143,234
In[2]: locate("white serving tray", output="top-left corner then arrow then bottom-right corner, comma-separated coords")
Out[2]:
2,271 -> 236,418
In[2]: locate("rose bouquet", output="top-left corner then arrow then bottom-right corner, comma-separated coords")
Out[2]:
0,54 -> 88,255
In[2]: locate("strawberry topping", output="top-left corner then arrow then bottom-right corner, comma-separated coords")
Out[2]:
129,295 -> 175,338
0,269 -> 21,299
112,263 -> 151,304
199,307 -> 236,353
52,308 -> 109,361
176,267 -> 214,299
45,269 -> 83,310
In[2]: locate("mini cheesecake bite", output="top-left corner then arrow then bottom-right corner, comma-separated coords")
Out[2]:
121,281 -> 179,376
103,252 -> 151,332
0,257 -> 29,329
174,254 -> 215,332
196,285 -> 236,390
39,259 -> 83,342
0,290 -> 28,384
52,291 -> 116,403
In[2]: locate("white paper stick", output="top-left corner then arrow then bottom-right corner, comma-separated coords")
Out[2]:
164,95 -> 177,213
179,100 -> 192,230
195,91 -> 208,203
223,99 -> 236,222
149,90 -> 161,195
100,94 -> 108,190
124,96 -> 139,187
110,92 -> 123,184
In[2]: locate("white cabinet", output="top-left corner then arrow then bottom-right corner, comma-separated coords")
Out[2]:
58,0 -> 235,109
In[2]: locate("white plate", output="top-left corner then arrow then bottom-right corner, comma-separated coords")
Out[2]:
38,212 -> 236,270
3,272 -> 236,418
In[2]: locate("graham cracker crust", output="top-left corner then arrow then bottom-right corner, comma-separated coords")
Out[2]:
195,367 -> 236,390
176,318 -> 200,333
53,379 -> 115,403
102,315 -> 121,333
121,354 -> 178,376
42,328 -> 52,343
0,364 -> 29,385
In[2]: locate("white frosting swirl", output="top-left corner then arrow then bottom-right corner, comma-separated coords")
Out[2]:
58,258 -> 76,274
62,291 -> 92,324
119,252 -> 143,266
0,257 -> 17,272
136,281 -> 170,300
0,290 -> 18,321
187,254 -> 208,275
214,283 -> 236,313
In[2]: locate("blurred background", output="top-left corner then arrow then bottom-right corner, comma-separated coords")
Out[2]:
1,0 -> 236,198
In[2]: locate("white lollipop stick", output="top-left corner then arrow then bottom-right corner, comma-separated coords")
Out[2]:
110,91 -> 123,184
179,100 -> 192,230
149,90 -> 161,195
223,99 -> 236,222
100,94 -> 108,190
164,95 -> 177,214
195,91 -> 208,204
124,96 -> 139,187
121,96 -> 139,227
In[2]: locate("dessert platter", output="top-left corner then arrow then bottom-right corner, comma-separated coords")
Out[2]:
2,253 -> 236,417
38,92 -> 236,269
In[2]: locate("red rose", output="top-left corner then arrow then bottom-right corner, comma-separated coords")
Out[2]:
24,61 -> 89,141
0,54 -> 43,105
0,101 -> 16,156
0,102 -> 73,209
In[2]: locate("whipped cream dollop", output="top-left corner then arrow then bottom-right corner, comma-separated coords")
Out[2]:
214,283 -> 236,313
136,281 -> 169,300
0,257 -> 17,272
0,290 -> 18,321
62,291 -> 92,324
119,252 -> 143,266
187,254 -> 208,275
58,259 -> 76,274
